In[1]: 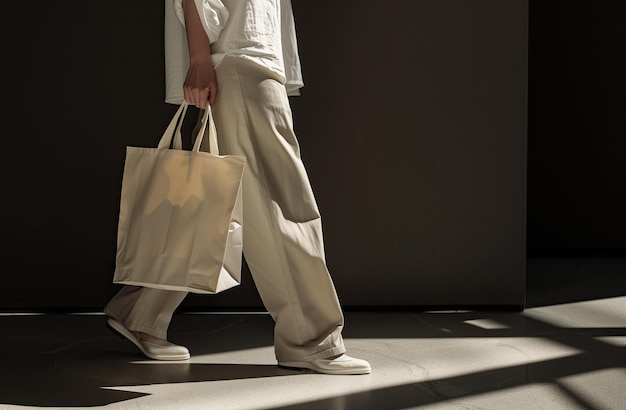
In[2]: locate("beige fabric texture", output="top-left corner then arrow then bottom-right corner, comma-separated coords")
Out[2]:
106,56 -> 346,361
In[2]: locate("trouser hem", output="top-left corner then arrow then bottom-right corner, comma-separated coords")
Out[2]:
104,311 -> 168,340
277,345 -> 346,363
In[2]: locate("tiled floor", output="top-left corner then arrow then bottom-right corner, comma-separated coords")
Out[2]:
1,259 -> 625,409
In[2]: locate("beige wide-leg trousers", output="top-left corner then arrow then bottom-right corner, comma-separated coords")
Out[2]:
105,56 -> 346,362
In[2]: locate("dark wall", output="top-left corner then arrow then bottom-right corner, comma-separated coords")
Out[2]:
1,1 -> 528,311
282,0 -> 527,310
527,1 -> 626,257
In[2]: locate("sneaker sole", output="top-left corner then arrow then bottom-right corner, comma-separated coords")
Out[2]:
278,361 -> 371,375
106,318 -> 190,361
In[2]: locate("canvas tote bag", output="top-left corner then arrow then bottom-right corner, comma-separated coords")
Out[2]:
113,102 -> 246,294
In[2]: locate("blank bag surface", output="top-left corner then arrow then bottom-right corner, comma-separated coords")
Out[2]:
113,102 -> 246,294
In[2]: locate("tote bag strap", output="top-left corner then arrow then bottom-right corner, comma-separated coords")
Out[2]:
157,102 -> 189,150
192,103 -> 219,155
157,102 -> 219,154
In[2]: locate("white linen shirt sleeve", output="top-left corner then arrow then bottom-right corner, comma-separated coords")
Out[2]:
172,0 -> 229,43
281,0 -> 303,96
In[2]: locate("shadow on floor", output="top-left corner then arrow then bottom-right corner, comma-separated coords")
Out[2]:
1,303 -> 624,408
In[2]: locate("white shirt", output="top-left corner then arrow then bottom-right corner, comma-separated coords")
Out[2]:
164,0 -> 304,104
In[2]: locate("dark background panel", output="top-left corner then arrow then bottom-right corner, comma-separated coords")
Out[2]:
526,1 -> 626,256
285,0 -> 527,308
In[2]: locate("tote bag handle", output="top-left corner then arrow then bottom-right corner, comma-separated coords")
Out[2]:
157,102 -> 219,155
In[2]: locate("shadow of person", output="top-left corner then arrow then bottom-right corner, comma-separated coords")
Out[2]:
0,334 -> 301,408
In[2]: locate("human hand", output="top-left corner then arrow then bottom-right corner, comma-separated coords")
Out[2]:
183,58 -> 217,108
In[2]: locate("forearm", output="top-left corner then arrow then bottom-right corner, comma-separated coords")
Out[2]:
182,0 -> 212,64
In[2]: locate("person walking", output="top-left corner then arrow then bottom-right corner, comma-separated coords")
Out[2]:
104,0 -> 371,375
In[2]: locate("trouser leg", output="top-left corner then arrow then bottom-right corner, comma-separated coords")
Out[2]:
103,285 -> 187,340
211,56 -> 346,361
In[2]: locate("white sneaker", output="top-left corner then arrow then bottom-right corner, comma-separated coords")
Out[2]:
279,354 -> 371,375
106,318 -> 190,361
